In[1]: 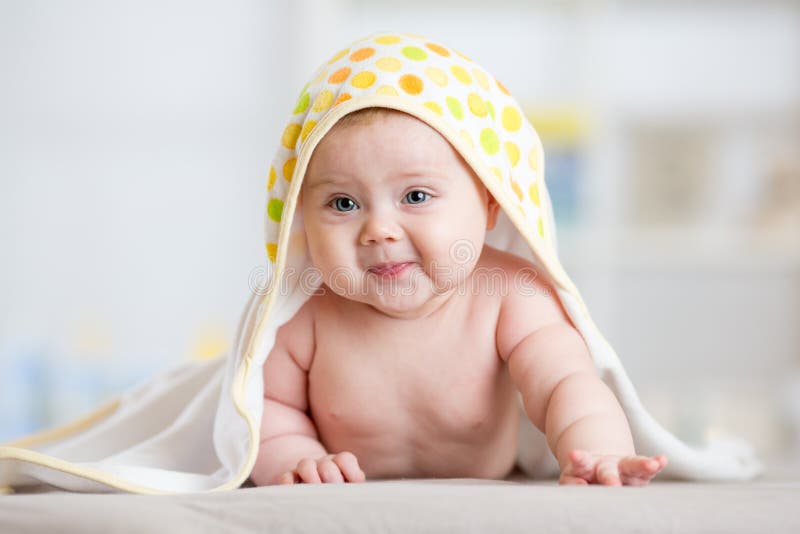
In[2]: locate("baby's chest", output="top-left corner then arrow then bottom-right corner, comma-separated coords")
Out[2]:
307,321 -> 512,437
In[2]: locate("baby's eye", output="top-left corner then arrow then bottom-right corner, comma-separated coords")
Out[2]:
329,196 -> 358,212
404,190 -> 431,205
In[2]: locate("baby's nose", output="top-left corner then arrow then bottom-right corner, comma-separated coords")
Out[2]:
358,212 -> 402,245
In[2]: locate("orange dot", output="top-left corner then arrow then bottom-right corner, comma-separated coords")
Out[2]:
496,78 -> 510,95
334,93 -> 352,106
328,67 -> 351,84
425,42 -> 450,57
266,243 -> 278,263
350,47 -> 375,62
398,74 -> 424,95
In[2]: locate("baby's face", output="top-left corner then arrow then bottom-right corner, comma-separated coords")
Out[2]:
300,110 -> 499,319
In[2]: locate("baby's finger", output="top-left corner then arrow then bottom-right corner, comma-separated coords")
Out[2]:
595,460 -> 622,486
317,458 -> 345,483
566,450 -> 596,480
332,451 -> 366,483
296,458 -> 322,484
559,473 -> 589,486
619,455 -> 668,485
278,471 -> 298,485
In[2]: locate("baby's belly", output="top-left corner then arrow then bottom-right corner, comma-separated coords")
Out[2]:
307,352 -> 521,480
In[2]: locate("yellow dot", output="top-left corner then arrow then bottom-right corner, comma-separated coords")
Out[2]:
459,130 -> 473,149
505,141 -> 520,167
529,182 -> 541,206
528,148 -> 540,171
486,101 -> 495,120
496,78 -> 511,95
300,119 -> 316,143
266,242 -> 278,263
473,68 -> 490,91
267,165 -> 277,190
490,167 -> 503,182
350,47 -> 375,62
328,67 -> 351,84
501,106 -> 522,132
424,101 -> 443,115
398,74 -> 424,95
467,93 -> 487,117
327,48 -> 349,64
351,70 -> 376,89
511,179 -> 523,202
425,42 -> 450,57
376,57 -> 402,72
334,93 -> 352,106
281,123 -> 301,150
375,35 -> 401,45
376,85 -> 398,96
450,65 -> 472,84
480,128 -> 500,155
537,217 -> 545,238
311,90 -> 334,113
424,66 -> 448,87
282,157 -> 296,182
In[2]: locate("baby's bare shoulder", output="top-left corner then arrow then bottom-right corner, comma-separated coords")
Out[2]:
274,296 -> 316,371
479,246 -> 573,361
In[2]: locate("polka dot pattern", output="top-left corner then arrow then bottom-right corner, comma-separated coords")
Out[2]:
446,96 -> 464,120
425,42 -> 450,57
376,57 -> 402,72
399,74 -> 424,95
265,31 -> 552,271
350,71 -> 376,88
424,66 -> 448,87
311,90 -> 334,113
450,65 -> 472,84
402,46 -> 427,61
480,128 -> 500,155
329,67 -> 351,84
350,47 -> 375,62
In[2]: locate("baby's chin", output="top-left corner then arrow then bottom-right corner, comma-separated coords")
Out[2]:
338,273 -> 456,319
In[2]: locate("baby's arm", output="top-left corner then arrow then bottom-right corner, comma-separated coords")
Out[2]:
250,304 -> 365,485
497,264 -> 667,485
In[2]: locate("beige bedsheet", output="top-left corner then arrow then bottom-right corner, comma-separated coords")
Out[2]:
2,464 -> 799,534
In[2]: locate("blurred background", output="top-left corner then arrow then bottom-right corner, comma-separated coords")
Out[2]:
1,0 -> 799,468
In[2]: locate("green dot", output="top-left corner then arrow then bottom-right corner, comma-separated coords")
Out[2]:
293,92 -> 310,114
446,96 -> 463,120
480,128 -> 500,155
268,198 -> 284,222
486,100 -> 495,120
401,46 -> 427,61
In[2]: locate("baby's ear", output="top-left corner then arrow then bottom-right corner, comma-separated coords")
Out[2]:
486,191 -> 500,231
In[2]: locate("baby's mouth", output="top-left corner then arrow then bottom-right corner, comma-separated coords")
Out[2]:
367,262 -> 414,278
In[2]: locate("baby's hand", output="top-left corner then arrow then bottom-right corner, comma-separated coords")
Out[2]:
278,451 -> 366,484
559,450 -> 668,486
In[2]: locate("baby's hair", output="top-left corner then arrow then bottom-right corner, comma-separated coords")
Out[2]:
333,107 -> 405,130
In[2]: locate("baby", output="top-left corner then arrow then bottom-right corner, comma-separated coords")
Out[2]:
250,107 -> 668,487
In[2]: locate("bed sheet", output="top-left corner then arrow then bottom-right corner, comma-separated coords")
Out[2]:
2,466 -> 799,534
